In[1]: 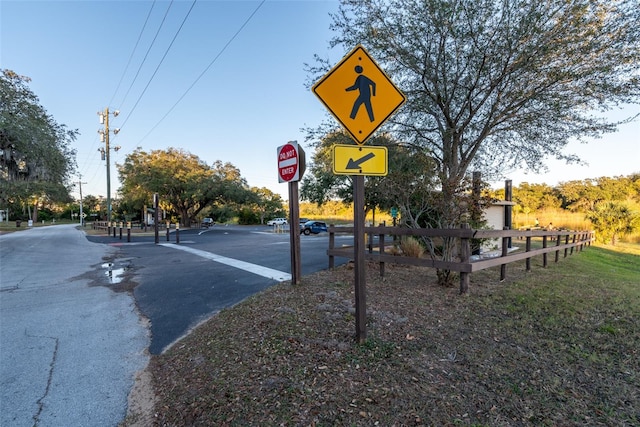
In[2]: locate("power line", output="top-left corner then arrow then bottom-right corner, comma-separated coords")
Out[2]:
137,0 -> 266,143
118,0 -> 197,132
83,0 -> 264,189
79,1 -> 158,186
116,0 -> 175,113
108,0 -> 158,107
79,1 -> 179,194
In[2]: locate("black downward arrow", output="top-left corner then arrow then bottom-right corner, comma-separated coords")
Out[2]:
346,152 -> 375,169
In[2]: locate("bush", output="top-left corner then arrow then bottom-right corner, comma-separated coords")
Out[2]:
237,208 -> 260,225
400,236 -> 424,258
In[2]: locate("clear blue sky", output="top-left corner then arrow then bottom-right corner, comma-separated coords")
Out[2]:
1,0 -> 638,202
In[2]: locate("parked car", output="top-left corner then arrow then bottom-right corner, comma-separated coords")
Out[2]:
267,217 -> 288,226
300,220 -> 328,235
299,217 -> 310,224
201,218 -> 214,228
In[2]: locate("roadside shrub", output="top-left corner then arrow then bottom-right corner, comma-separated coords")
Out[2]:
400,236 -> 424,258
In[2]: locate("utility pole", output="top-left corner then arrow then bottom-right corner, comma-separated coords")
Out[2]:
76,175 -> 87,226
98,108 -> 120,223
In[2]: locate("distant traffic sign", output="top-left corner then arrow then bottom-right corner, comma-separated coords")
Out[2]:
332,144 -> 388,176
313,45 -> 406,145
277,141 -> 305,183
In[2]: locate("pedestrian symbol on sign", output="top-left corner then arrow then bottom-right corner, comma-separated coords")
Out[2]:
346,65 -> 376,122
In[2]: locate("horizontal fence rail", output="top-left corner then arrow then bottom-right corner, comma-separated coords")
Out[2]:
327,225 -> 594,294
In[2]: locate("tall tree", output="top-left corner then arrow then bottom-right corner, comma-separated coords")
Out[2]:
118,148 -> 250,226
513,182 -> 561,214
0,69 -> 77,220
309,0 -> 640,227
558,176 -> 639,212
247,187 -> 286,225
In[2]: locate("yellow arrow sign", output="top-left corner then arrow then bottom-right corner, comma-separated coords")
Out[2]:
313,45 -> 406,145
333,144 -> 388,176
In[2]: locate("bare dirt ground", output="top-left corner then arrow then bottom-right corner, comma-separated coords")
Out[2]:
122,255 -> 639,426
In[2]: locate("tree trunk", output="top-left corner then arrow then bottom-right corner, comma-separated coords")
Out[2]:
180,208 -> 190,228
435,177 -> 463,287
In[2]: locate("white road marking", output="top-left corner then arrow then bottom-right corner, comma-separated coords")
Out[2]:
158,243 -> 292,282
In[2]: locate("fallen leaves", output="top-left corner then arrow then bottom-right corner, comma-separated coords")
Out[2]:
142,261 -> 640,427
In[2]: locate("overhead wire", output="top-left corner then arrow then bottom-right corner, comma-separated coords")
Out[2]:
136,0 -> 266,144
79,0 -> 265,194
117,0 -> 198,132
108,0 -> 157,108
81,0 -> 190,196
77,1 -> 157,186
116,0 -> 175,111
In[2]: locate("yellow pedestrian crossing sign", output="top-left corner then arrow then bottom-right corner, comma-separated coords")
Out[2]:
333,144 -> 388,176
313,44 -> 406,145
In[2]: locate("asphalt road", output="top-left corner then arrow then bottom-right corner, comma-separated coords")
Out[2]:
88,224 -> 351,354
0,224 -> 149,427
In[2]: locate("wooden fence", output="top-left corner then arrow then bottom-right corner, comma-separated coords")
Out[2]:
327,225 -> 595,294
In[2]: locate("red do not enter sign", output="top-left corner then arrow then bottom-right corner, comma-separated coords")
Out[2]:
277,141 -> 305,183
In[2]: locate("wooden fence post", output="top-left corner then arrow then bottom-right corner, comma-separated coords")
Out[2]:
543,235 -> 548,268
328,225 -> 335,269
555,233 -> 561,263
460,223 -> 470,294
525,235 -> 532,272
379,230 -> 385,278
500,227 -> 508,281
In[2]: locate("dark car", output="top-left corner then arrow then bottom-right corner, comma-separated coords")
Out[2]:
300,220 -> 328,235
201,218 -> 215,228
